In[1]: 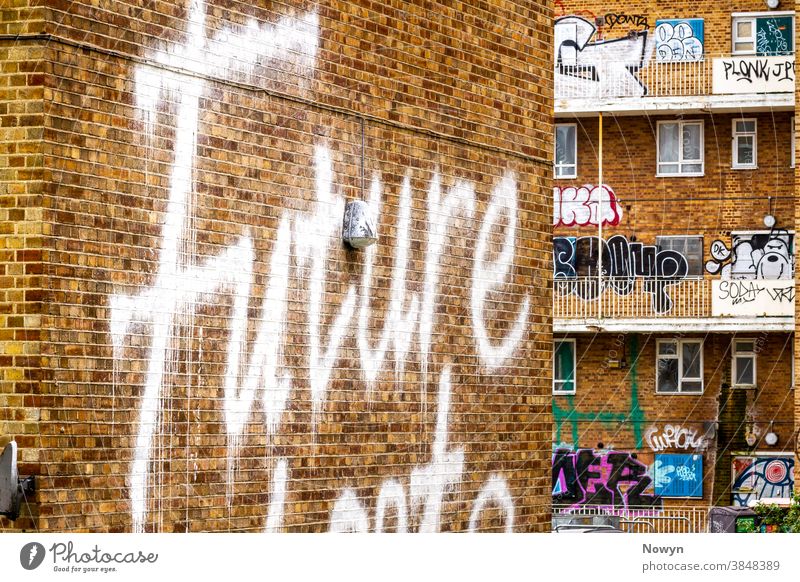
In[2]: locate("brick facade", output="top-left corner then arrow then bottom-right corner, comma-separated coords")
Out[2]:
0,1 -> 553,532
554,0 -> 797,513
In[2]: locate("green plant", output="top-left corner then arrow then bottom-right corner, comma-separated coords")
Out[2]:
752,494 -> 800,533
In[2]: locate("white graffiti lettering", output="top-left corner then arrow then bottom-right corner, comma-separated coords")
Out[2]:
645,425 -> 708,453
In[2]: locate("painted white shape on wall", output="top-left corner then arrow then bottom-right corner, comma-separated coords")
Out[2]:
294,145 -> 357,425
357,173 -> 419,391
117,0 -> 319,532
375,479 -> 409,533
471,173 -> 529,371
329,489 -> 370,533
409,367 -> 465,532
419,174 -> 475,387
468,474 -> 515,533
264,458 -> 289,533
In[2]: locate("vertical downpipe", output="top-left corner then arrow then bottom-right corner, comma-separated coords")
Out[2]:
598,111 -> 603,320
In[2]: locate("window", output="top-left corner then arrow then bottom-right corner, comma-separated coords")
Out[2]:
554,339 -> 576,394
656,236 -> 704,276
732,13 -> 794,56
792,118 -> 795,169
732,119 -> 757,169
555,123 -> 577,179
657,339 -> 703,393
732,340 -> 756,388
657,120 -> 704,176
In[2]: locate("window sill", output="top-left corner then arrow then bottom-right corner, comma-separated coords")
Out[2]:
732,385 -> 757,390
732,165 -> 758,170
553,391 -> 576,396
554,175 -> 577,181
655,390 -> 704,395
655,172 -> 705,178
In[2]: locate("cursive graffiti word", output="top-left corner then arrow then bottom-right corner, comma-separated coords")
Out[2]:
604,13 -> 649,30
645,425 -> 707,452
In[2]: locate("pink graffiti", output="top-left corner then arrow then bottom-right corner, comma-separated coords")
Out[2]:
554,184 -> 622,228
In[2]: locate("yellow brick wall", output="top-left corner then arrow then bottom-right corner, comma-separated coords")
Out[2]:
1,0 -> 553,532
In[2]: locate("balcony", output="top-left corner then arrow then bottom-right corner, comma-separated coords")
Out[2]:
555,54 -> 795,116
554,277 -> 795,332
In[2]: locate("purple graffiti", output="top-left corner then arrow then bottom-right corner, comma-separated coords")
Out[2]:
552,448 -> 662,509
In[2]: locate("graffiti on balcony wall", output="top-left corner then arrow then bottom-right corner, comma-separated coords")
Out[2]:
552,448 -> 662,509
655,19 -> 704,62
645,424 -> 708,452
553,235 -> 689,313
555,16 -> 652,97
554,184 -> 623,228
113,0 -> 527,533
705,230 -> 794,280
732,456 -> 795,507
604,14 -> 649,31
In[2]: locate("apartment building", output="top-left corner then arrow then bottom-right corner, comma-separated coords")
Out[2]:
552,0 -> 797,523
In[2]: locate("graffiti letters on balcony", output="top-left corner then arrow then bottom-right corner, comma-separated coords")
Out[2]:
705,230 -> 794,280
554,235 -> 689,313
554,184 -> 622,227
722,58 -> 795,84
717,280 -> 796,306
555,16 -> 651,98
552,449 -> 662,509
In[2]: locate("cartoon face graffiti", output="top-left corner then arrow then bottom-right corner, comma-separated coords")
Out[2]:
705,230 -> 795,280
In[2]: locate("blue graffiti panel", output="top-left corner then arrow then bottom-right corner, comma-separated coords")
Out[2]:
655,19 -> 704,62
654,454 -> 703,498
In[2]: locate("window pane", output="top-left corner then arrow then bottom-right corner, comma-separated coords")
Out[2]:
735,356 -> 754,385
659,123 -> 679,162
682,124 -> 702,161
556,125 -> 576,166
736,21 -> 753,38
659,163 -> 679,174
656,236 -> 703,276
555,341 -> 575,392
681,380 -> 703,393
737,136 -> 754,165
735,340 -> 755,352
736,121 -> 756,133
658,357 -> 679,392
555,165 -> 575,178
659,341 -> 677,355
683,163 -> 703,174
734,41 -> 754,52
682,342 -> 702,379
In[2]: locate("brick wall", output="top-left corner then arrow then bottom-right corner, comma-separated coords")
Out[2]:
554,332 -> 795,507
0,0 -> 553,532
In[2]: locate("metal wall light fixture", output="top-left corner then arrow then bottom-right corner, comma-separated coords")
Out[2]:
342,118 -> 378,249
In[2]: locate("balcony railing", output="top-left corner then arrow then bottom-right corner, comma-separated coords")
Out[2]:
555,53 -> 795,101
554,277 -> 796,321
554,506 -> 709,533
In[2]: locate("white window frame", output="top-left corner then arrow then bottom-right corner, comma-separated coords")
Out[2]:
732,12 -> 795,55
791,118 -> 795,169
656,120 -> 704,177
732,16 -> 757,55
732,339 -> 757,389
554,123 -> 577,179
553,339 -> 577,395
732,119 -> 757,169
656,339 -> 704,394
